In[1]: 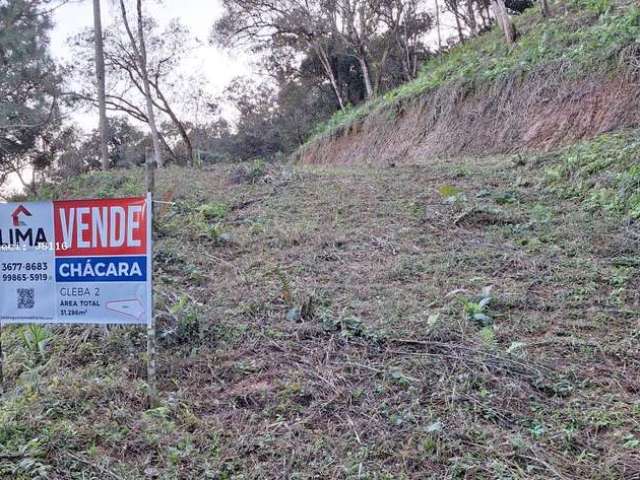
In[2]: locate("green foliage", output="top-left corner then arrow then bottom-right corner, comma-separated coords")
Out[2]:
198,202 -> 229,221
319,309 -> 371,339
161,199 -> 229,242
542,130 -> 640,217
305,3 -> 640,146
35,169 -> 143,200
463,287 -> 493,327
0,439 -> 50,479
438,184 -> 463,202
0,0 -> 61,169
573,0 -> 613,15
20,325 -> 50,367
478,326 -> 497,349
164,295 -> 201,347
247,159 -> 268,182
230,159 -> 269,184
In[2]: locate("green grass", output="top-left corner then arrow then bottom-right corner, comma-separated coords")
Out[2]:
2,148 -> 640,478
538,130 -> 640,217
305,0 -> 640,146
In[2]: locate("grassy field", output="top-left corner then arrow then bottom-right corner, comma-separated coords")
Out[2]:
1,139 -> 640,478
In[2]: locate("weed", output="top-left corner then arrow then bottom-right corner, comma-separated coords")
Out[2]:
438,184 -> 464,203
160,295 -> 201,348
478,326 -> 497,349
543,131 -> 640,217
198,202 -> 228,221
230,159 -> 268,184
463,287 -> 493,327
272,266 -> 292,306
20,325 -> 50,367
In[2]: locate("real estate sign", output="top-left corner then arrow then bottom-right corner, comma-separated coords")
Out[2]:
0,195 -> 152,325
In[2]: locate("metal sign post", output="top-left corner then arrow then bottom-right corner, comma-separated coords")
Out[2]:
145,160 -> 157,408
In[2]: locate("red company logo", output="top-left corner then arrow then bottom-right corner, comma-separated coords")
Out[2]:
11,205 -> 32,227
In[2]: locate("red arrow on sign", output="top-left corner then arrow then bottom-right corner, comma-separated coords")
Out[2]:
11,205 -> 32,226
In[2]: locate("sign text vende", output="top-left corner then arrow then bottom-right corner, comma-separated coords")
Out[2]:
54,198 -> 147,256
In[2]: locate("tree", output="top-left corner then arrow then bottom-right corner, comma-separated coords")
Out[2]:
443,0 -> 466,43
92,0 -> 109,170
381,0 -> 433,83
214,0 -> 348,109
214,0 -> 433,105
434,0 -> 442,51
0,0 -> 62,192
540,0 -> 551,18
71,13 -> 197,164
492,0 -> 517,45
118,0 -> 162,168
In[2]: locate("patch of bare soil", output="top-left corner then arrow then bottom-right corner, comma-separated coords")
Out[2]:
297,73 -> 640,166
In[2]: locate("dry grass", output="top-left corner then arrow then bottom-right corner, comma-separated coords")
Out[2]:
1,154 -> 639,479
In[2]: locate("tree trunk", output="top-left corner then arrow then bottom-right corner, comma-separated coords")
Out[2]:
492,0 -> 517,45
453,1 -> 465,43
119,0 -> 163,168
466,1 -> 478,36
315,45 -> 346,110
92,0 -> 109,170
435,0 -> 442,51
478,3 -> 489,29
541,0 -> 551,17
357,52 -> 374,99
135,0 -> 162,168
150,80 -> 193,164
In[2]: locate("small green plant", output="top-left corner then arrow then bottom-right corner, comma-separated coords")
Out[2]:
388,368 -> 413,388
248,159 -> 267,181
0,438 -> 50,479
478,326 -> 497,348
438,185 -> 463,203
20,325 -> 50,367
530,424 -> 546,439
574,0 -> 612,15
319,309 -> 369,339
623,434 -> 640,449
199,202 -> 228,221
272,266 -> 292,306
163,295 -> 201,347
463,287 -> 493,326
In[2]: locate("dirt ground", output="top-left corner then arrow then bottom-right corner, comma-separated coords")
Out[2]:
296,75 -> 640,167
1,154 -> 639,479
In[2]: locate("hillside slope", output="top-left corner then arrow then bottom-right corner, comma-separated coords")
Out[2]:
1,145 -> 639,478
296,1 -> 640,165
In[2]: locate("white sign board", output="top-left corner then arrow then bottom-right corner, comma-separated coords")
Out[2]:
0,195 -> 152,325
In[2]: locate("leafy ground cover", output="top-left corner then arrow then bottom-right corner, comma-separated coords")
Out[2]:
1,139 -> 639,478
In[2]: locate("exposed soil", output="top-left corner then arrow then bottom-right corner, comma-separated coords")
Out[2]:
296,73 -> 640,166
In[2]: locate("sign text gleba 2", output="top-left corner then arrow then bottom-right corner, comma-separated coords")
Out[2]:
0,196 -> 152,325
